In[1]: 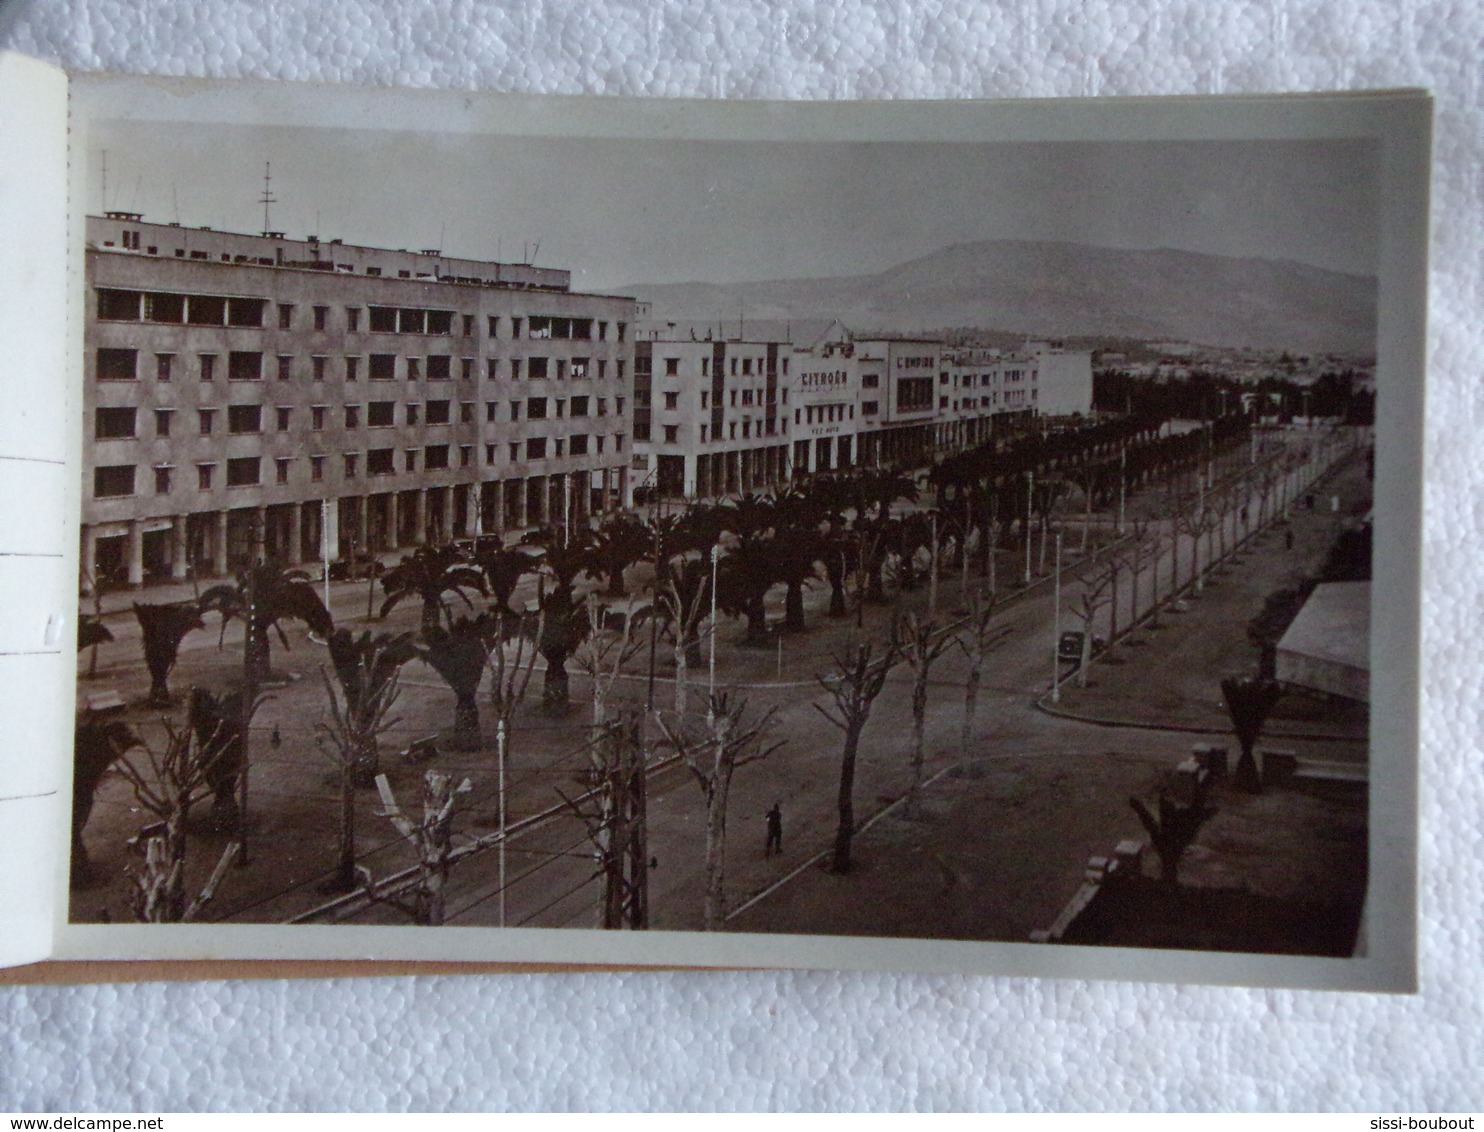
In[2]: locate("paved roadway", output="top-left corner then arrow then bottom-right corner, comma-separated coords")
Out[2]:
308,425 -> 1363,931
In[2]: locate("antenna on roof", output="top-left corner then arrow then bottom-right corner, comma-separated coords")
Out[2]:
438,220 -> 446,256
258,161 -> 277,237
172,183 -> 180,226
530,239 -> 540,265
100,150 -> 108,212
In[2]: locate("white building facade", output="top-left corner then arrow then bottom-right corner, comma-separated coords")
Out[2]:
83,212 -> 636,588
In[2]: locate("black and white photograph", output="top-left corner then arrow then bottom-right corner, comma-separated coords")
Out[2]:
47,77 -> 1424,989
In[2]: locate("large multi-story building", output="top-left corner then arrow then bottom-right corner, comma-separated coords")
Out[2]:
629,320 -> 1094,502
631,331 -> 792,499
786,319 -> 862,476
83,212 -> 636,588
852,336 -> 944,469
1024,341 -> 1095,417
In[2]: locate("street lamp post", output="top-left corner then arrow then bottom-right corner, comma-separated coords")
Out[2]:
1023,471 -> 1034,586
321,497 -> 331,613
496,718 -> 507,928
708,542 -> 720,703
1051,531 -> 1063,703
1117,445 -> 1127,536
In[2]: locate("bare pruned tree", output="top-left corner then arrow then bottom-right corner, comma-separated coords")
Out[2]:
113,707 -> 256,922
815,640 -> 900,873
1069,561 -> 1116,688
557,711 -> 650,929
369,769 -> 472,926
659,691 -> 784,930
573,599 -> 645,741
954,591 -> 1007,750
894,613 -> 957,811
658,553 -> 713,717
1124,518 -> 1160,631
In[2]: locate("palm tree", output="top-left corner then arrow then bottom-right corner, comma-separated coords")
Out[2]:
1221,675 -> 1283,794
133,601 -> 205,707
472,544 -> 537,615
77,616 -> 113,652
325,629 -> 419,784
771,534 -> 822,633
535,580 -> 591,713
421,613 -> 500,750
587,513 -> 652,597
199,562 -> 334,686
318,629 -> 417,892
187,686 -> 257,831
819,529 -> 858,618
765,486 -> 826,632
714,494 -> 781,646
1129,780 -> 1218,886
378,544 -> 487,634
71,715 -> 140,885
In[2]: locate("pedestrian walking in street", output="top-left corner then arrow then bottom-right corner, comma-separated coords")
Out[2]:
765,803 -> 783,856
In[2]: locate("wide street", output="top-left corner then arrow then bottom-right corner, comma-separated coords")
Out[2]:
71,424 -> 1369,944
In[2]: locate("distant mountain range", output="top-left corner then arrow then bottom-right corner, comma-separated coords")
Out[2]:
610,240 -> 1377,355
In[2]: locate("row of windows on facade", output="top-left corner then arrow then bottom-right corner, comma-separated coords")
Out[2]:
634,418 -> 781,445
639,355 -> 787,378
636,387 -> 789,412
93,434 -> 626,498
945,369 -> 1030,386
96,290 -> 627,342
95,348 -> 627,384
94,395 -> 629,440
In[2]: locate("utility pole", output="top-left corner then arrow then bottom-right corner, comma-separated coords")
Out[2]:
624,715 -> 649,929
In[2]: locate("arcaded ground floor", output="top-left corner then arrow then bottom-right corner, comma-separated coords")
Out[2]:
80,464 -> 629,589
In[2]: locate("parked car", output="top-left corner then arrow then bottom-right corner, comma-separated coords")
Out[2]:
328,553 -> 383,581
1058,630 -> 1105,664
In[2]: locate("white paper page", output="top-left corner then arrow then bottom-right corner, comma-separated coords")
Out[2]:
41,73 -> 1423,993
0,51 -> 72,968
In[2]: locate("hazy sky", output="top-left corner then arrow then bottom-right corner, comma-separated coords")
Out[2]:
87,122 -> 1379,290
